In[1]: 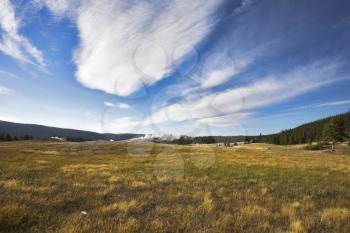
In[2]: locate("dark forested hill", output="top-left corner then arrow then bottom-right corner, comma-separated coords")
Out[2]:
255,112 -> 350,145
0,120 -> 143,141
173,112 -> 350,145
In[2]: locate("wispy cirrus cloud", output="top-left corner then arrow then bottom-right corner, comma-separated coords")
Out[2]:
197,112 -> 252,127
233,0 -> 256,15
0,0 -> 45,68
37,0 -> 223,96
200,66 -> 236,89
292,99 -> 350,111
104,102 -> 130,109
179,40 -> 272,100
199,55 -> 252,89
145,60 -> 342,127
316,100 -> 350,107
0,70 -> 19,79
0,85 -> 15,95
33,0 -> 80,19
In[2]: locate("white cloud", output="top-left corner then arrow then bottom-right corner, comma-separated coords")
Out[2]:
317,99 -> 350,107
104,102 -> 131,109
197,53 -> 242,89
146,61 -> 340,127
0,85 -> 15,95
180,47 -> 261,97
0,0 -> 45,68
292,99 -> 350,110
104,117 -> 140,133
0,70 -> 19,79
233,0 -> 256,15
116,103 -> 131,109
38,0 -> 223,96
33,0 -> 80,19
201,66 -> 236,89
197,112 -> 251,127
200,59 -> 251,89
104,102 -> 114,108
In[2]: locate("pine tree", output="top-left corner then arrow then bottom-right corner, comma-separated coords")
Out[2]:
323,117 -> 346,151
6,133 -> 12,141
24,135 -> 33,140
323,117 -> 346,142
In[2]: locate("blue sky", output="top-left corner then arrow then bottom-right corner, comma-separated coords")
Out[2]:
0,0 -> 350,136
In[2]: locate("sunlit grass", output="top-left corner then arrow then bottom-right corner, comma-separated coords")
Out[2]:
1,141 -> 350,232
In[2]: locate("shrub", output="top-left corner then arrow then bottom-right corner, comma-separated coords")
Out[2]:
305,142 -> 329,150
305,144 -> 321,151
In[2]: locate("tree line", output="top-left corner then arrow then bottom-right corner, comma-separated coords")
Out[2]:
0,132 -> 33,141
173,135 -> 250,145
254,112 -> 350,145
66,136 -> 90,142
172,112 -> 350,146
173,136 -> 218,145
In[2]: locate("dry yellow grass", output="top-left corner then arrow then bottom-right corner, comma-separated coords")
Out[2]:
1,141 -> 350,232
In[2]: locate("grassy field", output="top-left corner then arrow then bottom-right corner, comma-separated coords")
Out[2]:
1,141 -> 350,233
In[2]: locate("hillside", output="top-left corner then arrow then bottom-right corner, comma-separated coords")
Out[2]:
256,112 -> 350,145
1,112 -> 350,144
0,120 -> 143,141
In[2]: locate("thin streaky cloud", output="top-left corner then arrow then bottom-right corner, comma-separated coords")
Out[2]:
317,100 -> 350,107
0,0 -> 45,68
104,102 -> 131,109
0,85 -> 15,95
0,70 -> 20,79
291,99 -> 350,111
145,60 -> 342,127
196,112 -> 252,127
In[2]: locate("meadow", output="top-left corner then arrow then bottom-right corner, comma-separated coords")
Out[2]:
1,141 -> 350,233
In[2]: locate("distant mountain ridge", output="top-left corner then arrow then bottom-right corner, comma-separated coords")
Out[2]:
0,120 -> 144,141
1,111 -> 350,144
